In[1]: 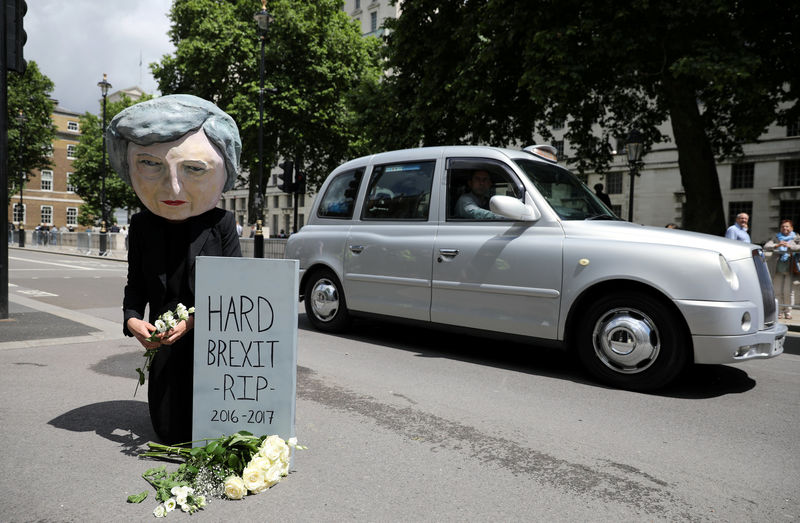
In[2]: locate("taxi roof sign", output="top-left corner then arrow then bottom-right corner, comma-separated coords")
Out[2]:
523,145 -> 558,163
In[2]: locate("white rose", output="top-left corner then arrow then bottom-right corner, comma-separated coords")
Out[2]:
242,463 -> 266,493
223,475 -> 246,500
154,319 -> 167,333
153,504 -> 167,518
195,495 -> 207,508
167,318 -> 178,329
177,310 -> 189,321
265,462 -> 283,487
188,307 -> 195,314
162,310 -> 174,321
164,498 -> 177,512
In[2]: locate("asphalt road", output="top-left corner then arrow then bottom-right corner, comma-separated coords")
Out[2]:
3,249 -> 799,521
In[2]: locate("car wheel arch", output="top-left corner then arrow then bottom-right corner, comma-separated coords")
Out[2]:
564,279 -> 693,356
299,262 -> 344,301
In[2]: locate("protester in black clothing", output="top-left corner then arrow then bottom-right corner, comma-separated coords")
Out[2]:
107,94 -> 242,444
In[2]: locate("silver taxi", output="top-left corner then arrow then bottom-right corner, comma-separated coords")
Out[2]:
286,145 -> 786,390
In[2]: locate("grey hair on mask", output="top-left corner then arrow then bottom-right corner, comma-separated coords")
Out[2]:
106,94 -> 241,192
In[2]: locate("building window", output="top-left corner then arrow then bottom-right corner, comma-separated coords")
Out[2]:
41,170 -> 53,191
299,194 -> 305,207
787,119 -> 800,137
355,0 -> 360,8
552,120 -> 565,131
606,172 -> 623,194
298,214 -> 305,229
731,162 -> 754,189
272,215 -> 279,237
67,144 -> 77,159
784,160 -> 800,186
272,195 -> 278,207
13,203 -> 25,223
66,207 -> 78,226
551,140 -> 564,159
271,174 -> 277,186
41,205 -> 53,225
370,11 -> 377,32
728,201 -> 752,228
66,172 -> 76,192
67,121 -> 79,132
779,200 -> 800,231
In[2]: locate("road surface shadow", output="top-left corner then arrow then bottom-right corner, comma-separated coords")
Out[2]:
299,313 -> 756,398
48,400 -> 156,456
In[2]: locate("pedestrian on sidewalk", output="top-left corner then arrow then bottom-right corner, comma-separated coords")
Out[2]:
725,212 -> 751,243
764,219 -> 799,320
107,94 -> 243,444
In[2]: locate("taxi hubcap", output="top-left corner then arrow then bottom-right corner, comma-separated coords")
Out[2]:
310,278 -> 339,322
592,307 -> 660,373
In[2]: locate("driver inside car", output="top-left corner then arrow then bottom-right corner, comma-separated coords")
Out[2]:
455,169 -> 503,219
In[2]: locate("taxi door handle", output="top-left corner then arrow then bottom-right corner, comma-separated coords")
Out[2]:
349,245 -> 364,254
437,248 -> 459,262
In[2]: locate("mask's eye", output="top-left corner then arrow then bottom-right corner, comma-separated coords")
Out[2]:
183,162 -> 208,176
135,156 -> 163,179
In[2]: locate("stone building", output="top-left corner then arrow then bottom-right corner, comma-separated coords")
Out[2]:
566,119 -> 800,243
8,104 -> 84,230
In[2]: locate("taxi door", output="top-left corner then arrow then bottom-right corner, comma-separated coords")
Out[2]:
343,159 -> 438,321
431,158 -> 564,339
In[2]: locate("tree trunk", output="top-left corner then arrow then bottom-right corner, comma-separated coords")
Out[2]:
661,76 -> 727,235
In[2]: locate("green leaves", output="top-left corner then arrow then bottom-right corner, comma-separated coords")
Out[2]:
6,61 -> 57,205
152,0 -> 381,209
126,491 -> 148,504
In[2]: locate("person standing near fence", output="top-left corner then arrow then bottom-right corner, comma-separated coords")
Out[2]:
764,219 -> 799,320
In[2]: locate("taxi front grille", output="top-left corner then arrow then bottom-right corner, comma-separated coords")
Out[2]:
752,249 -> 777,326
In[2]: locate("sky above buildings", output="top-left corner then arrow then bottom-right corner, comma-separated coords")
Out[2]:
26,0 -> 175,115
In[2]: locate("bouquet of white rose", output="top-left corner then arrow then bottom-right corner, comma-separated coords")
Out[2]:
127,431 -> 306,517
133,303 -> 195,396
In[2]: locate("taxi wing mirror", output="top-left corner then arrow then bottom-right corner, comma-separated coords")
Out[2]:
490,195 -> 540,221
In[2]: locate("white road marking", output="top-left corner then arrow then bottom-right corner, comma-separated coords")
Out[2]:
9,256 -> 93,271
17,289 -> 59,297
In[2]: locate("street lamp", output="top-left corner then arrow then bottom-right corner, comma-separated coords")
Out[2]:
16,110 -> 27,247
97,73 -> 112,255
253,0 -> 273,258
625,130 -> 644,222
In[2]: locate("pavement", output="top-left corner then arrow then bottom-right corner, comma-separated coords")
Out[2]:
1,244 -> 799,521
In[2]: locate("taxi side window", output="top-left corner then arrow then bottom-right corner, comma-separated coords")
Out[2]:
317,168 -> 364,219
447,162 -> 522,220
362,161 -> 435,220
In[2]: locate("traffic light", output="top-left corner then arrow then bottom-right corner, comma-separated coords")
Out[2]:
295,170 -> 306,194
278,160 -> 295,193
5,0 -> 27,73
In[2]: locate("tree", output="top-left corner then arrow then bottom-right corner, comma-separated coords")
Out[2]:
6,61 -> 56,205
151,0 -> 381,223
381,0 -> 799,234
70,94 -> 152,225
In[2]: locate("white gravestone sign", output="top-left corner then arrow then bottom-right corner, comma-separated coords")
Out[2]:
192,257 -> 298,443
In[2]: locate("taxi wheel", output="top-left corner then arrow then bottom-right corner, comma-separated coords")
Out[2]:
576,291 -> 688,391
304,269 -> 351,332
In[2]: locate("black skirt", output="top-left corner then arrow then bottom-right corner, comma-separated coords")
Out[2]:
147,331 -> 194,444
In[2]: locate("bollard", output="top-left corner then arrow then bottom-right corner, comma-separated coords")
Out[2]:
99,221 -> 108,256
18,225 -> 25,248
254,219 -> 264,258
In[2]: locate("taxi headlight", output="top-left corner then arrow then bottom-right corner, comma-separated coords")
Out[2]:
719,254 -> 739,291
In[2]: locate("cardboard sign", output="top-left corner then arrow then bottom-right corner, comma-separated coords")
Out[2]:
192,257 -> 298,444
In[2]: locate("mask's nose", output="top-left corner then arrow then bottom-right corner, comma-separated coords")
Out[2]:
164,163 -> 182,197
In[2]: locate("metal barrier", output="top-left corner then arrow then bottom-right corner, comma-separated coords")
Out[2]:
10,232 -> 286,260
